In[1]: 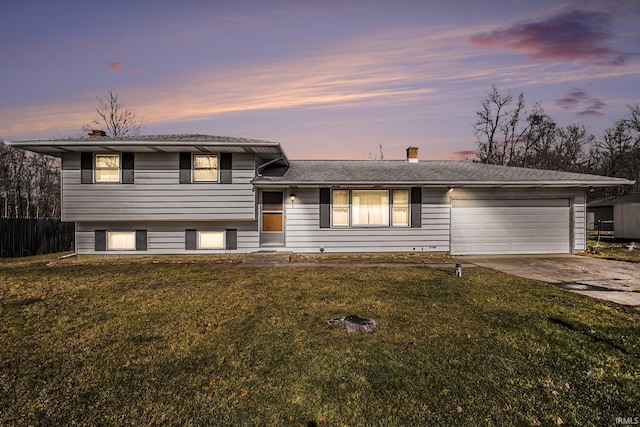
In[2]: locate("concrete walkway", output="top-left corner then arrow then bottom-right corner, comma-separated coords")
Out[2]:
462,254 -> 640,306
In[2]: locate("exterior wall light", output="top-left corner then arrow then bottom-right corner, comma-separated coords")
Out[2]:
289,193 -> 296,207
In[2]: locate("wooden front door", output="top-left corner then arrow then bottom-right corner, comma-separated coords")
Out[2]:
260,191 -> 284,246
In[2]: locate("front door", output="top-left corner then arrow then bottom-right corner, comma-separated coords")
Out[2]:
260,191 -> 284,246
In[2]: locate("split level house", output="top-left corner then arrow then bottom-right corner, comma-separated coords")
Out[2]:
7,134 -> 633,256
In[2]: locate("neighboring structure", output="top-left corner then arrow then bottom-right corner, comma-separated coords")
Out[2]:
7,134 -> 633,255
588,194 -> 640,239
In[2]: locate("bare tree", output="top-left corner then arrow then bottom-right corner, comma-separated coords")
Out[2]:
473,85 -> 525,165
82,90 -> 143,137
0,141 -> 60,218
368,142 -> 385,160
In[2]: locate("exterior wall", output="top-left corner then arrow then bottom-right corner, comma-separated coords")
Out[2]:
449,188 -> 586,253
614,203 -> 640,239
283,188 -> 451,253
76,221 -> 259,255
62,152 -> 257,222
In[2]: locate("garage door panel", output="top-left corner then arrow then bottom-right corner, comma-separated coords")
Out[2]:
451,199 -> 570,255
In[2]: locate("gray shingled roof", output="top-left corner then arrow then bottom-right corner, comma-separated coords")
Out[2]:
6,134 -> 289,165
254,160 -> 632,187
588,193 -> 640,207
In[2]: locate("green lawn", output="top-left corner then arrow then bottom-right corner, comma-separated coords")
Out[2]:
1,254 -> 639,426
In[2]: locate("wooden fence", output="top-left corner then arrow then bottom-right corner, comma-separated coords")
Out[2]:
0,218 -> 75,258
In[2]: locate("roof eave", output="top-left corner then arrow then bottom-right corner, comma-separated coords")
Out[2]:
252,180 -> 634,188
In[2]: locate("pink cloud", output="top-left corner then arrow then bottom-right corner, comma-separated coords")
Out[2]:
107,62 -> 124,71
450,150 -> 476,160
469,10 -> 632,66
133,67 -> 144,73
555,88 -> 606,116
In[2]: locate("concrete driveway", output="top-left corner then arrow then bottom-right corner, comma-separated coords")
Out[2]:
461,254 -> 640,306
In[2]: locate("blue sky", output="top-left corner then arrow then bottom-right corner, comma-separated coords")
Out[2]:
1,0 -> 639,160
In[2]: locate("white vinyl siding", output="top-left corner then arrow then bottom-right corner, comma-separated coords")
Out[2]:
287,188 -> 451,252
77,222 -> 258,254
62,152 -> 256,222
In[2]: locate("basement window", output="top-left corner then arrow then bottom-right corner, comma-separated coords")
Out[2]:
198,230 -> 225,249
107,231 -> 136,250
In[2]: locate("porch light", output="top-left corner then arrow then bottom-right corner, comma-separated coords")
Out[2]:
290,193 -> 296,207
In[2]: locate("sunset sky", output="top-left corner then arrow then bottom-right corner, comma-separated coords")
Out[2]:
1,0 -> 639,160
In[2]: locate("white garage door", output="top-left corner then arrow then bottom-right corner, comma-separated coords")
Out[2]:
451,199 -> 570,255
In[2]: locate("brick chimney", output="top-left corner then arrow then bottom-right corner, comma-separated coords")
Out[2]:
88,129 -> 107,139
406,146 -> 419,162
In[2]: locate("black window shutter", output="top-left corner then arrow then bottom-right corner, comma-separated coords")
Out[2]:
95,230 -> 106,251
220,153 -> 232,184
185,229 -> 197,250
411,187 -> 422,228
179,153 -> 192,183
122,152 -> 135,184
135,230 -> 147,251
226,229 -> 238,250
81,152 -> 93,184
319,188 -> 330,228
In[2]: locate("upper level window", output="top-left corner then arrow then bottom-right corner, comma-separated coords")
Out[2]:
95,154 -> 120,182
193,154 -> 218,182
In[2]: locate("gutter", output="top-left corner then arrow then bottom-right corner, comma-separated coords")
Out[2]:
252,179 -> 635,188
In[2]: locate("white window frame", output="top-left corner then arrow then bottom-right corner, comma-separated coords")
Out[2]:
331,190 -> 351,227
192,154 -> 219,182
331,189 -> 411,228
95,153 -> 121,183
107,231 -> 136,250
197,230 -> 225,249
391,189 -> 410,227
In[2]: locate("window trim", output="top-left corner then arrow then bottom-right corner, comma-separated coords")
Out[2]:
94,153 -> 121,183
330,189 -> 412,228
192,154 -> 219,183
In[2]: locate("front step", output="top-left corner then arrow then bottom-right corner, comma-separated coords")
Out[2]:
241,251 -> 292,265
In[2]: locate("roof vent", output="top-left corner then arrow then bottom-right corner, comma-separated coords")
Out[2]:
88,129 -> 107,139
406,146 -> 419,162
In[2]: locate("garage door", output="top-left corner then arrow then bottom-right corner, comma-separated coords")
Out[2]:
451,199 -> 570,255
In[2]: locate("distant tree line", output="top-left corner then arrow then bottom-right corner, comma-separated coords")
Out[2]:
0,141 -> 61,218
474,85 -> 640,198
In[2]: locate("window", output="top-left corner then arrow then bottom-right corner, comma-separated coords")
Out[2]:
330,189 -> 410,227
332,190 -> 350,226
193,154 -> 218,182
95,154 -> 120,182
107,231 -> 135,250
198,230 -> 225,249
392,189 -> 409,227
352,190 -> 389,226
